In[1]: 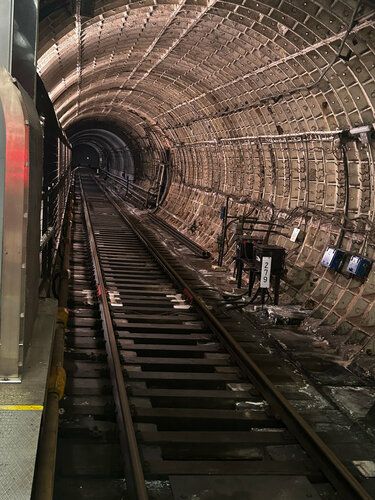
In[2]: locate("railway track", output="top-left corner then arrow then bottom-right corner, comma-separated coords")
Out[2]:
54,172 -> 374,500
54,181 -> 126,498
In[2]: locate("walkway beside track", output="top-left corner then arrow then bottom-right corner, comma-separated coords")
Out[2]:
0,299 -> 57,500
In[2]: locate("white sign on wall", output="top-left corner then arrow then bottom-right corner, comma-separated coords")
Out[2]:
260,256 -> 272,288
290,227 -> 300,242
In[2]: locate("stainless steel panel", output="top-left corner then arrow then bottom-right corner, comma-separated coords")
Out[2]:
0,67 -> 42,380
0,90 -> 5,294
0,1 -> 14,71
0,408 -> 43,499
17,83 -> 43,360
12,0 -> 38,100
0,68 -> 28,379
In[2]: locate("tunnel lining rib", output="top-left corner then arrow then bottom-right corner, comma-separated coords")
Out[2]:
38,0 -> 375,370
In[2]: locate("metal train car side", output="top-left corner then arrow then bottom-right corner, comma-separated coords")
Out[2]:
0,69 -> 71,380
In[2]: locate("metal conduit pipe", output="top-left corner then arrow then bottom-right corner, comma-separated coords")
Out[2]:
33,196 -> 74,500
180,130 -> 344,147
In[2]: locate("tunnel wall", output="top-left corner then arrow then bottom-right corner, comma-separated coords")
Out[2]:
37,0 -> 375,370
157,135 -> 375,366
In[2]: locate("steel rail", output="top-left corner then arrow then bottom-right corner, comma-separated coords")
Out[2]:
103,172 -> 209,257
148,212 -> 211,258
79,176 -> 149,500
104,171 -> 157,207
94,175 -> 371,500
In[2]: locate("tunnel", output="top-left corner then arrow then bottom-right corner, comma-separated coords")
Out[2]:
70,127 -> 135,176
38,0 -> 375,372
1,1 -> 375,499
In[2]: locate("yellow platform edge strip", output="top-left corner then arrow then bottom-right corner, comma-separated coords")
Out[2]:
0,405 -> 44,410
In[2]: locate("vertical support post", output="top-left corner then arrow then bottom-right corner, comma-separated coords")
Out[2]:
248,269 -> 256,297
273,275 -> 281,305
218,195 -> 229,267
156,163 -> 165,207
236,259 -> 243,289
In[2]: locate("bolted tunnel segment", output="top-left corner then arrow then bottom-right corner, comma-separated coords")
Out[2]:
2,1 -> 375,499
38,0 -> 375,369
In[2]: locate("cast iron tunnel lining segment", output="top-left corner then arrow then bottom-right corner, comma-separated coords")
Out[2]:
33,0 -> 375,497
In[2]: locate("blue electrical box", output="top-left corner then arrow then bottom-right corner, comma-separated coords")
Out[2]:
321,247 -> 346,270
346,255 -> 371,278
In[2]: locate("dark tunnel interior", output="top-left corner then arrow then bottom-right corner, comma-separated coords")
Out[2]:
2,2 -> 375,499
37,0 -> 375,376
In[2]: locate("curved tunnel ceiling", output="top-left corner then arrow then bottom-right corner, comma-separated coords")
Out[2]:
38,0 -> 375,141
37,0 -> 375,363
